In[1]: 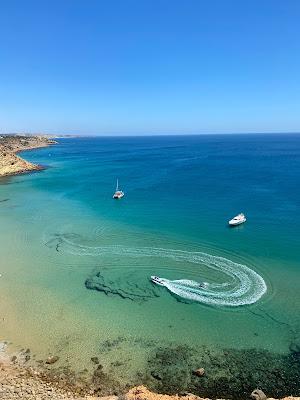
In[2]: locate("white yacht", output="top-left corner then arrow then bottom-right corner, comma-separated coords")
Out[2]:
229,213 -> 246,226
113,179 -> 124,199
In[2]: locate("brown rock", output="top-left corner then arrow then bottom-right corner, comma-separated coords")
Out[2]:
45,356 -> 59,364
24,354 -> 30,362
193,368 -> 205,377
250,389 -> 267,400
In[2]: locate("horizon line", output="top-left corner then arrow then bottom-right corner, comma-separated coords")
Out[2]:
2,131 -> 300,138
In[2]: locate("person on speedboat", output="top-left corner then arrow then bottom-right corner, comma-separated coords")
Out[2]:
198,282 -> 209,289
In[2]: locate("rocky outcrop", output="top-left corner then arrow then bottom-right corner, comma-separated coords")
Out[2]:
126,386 -> 300,400
126,386 -> 206,400
251,389 -> 267,400
0,134 -> 56,177
0,361 -> 299,400
0,362 -> 79,399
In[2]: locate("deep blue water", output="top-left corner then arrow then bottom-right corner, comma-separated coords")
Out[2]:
25,134 -> 300,263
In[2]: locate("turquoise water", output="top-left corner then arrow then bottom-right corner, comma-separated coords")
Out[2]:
0,134 -> 299,396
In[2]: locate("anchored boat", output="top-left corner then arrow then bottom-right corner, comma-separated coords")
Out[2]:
113,179 -> 124,199
229,213 -> 246,226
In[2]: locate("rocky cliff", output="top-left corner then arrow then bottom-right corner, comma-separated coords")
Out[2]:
0,135 -> 56,177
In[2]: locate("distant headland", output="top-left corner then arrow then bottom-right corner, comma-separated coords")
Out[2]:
0,134 -> 57,177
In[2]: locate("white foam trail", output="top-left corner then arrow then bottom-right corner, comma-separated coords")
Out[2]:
50,235 -> 267,306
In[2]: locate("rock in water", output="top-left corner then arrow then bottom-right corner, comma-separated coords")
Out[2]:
193,368 -> 205,377
251,389 -> 267,400
45,355 -> 59,364
151,371 -> 162,380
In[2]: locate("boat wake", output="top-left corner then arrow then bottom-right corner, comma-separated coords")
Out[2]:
45,233 -> 267,306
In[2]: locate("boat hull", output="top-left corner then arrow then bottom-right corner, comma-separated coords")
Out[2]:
113,191 -> 124,199
150,276 -> 167,286
229,219 -> 246,226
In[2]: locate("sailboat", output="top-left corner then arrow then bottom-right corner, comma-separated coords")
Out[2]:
113,179 -> 124,199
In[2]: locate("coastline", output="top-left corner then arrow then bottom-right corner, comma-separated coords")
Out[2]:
0,352 -> 300,400
0,135 -> 57,177
1,334 -> 299,400
0,135 -> 300,399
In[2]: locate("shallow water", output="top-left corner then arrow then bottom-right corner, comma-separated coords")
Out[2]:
0,134 -> 299,395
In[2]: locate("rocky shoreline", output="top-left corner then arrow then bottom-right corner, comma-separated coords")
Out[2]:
1,337 -> 299,400
0,359 -> 299,400
0,134 -> 56,177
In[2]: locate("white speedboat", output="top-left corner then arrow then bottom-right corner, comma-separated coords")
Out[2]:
113,179 -> 124,199
229,213 -> 246,226
150,276 -> 167,286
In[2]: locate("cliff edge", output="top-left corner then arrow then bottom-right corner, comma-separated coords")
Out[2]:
0,134 -> 56,177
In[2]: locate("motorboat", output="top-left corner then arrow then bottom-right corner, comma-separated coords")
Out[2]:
113,179 -> 124,199
150,276 -> 167,286
229,213 -> 246,226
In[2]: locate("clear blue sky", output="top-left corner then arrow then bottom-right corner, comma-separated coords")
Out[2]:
0,0 -> 299,135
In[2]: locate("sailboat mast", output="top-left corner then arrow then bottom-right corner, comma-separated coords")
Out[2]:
116,179 -> 119,191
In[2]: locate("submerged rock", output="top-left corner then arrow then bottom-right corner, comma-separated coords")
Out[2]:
99,336 -> 126,352
289,337 -> 300,354
92,364 -> 122,395
251,389 -> 267,400
46,355 -> 59,364
145,345 -> 194,393
44,232 -> 82,252
144,344 -> 300,399
151,371 -> 162,381
193,368 -> 205,377
85,271 -> 159,302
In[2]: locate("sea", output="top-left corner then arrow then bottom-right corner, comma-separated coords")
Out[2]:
0,134 -> 299,397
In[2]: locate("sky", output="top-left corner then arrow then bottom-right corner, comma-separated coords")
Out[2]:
0,0 -> 300,135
